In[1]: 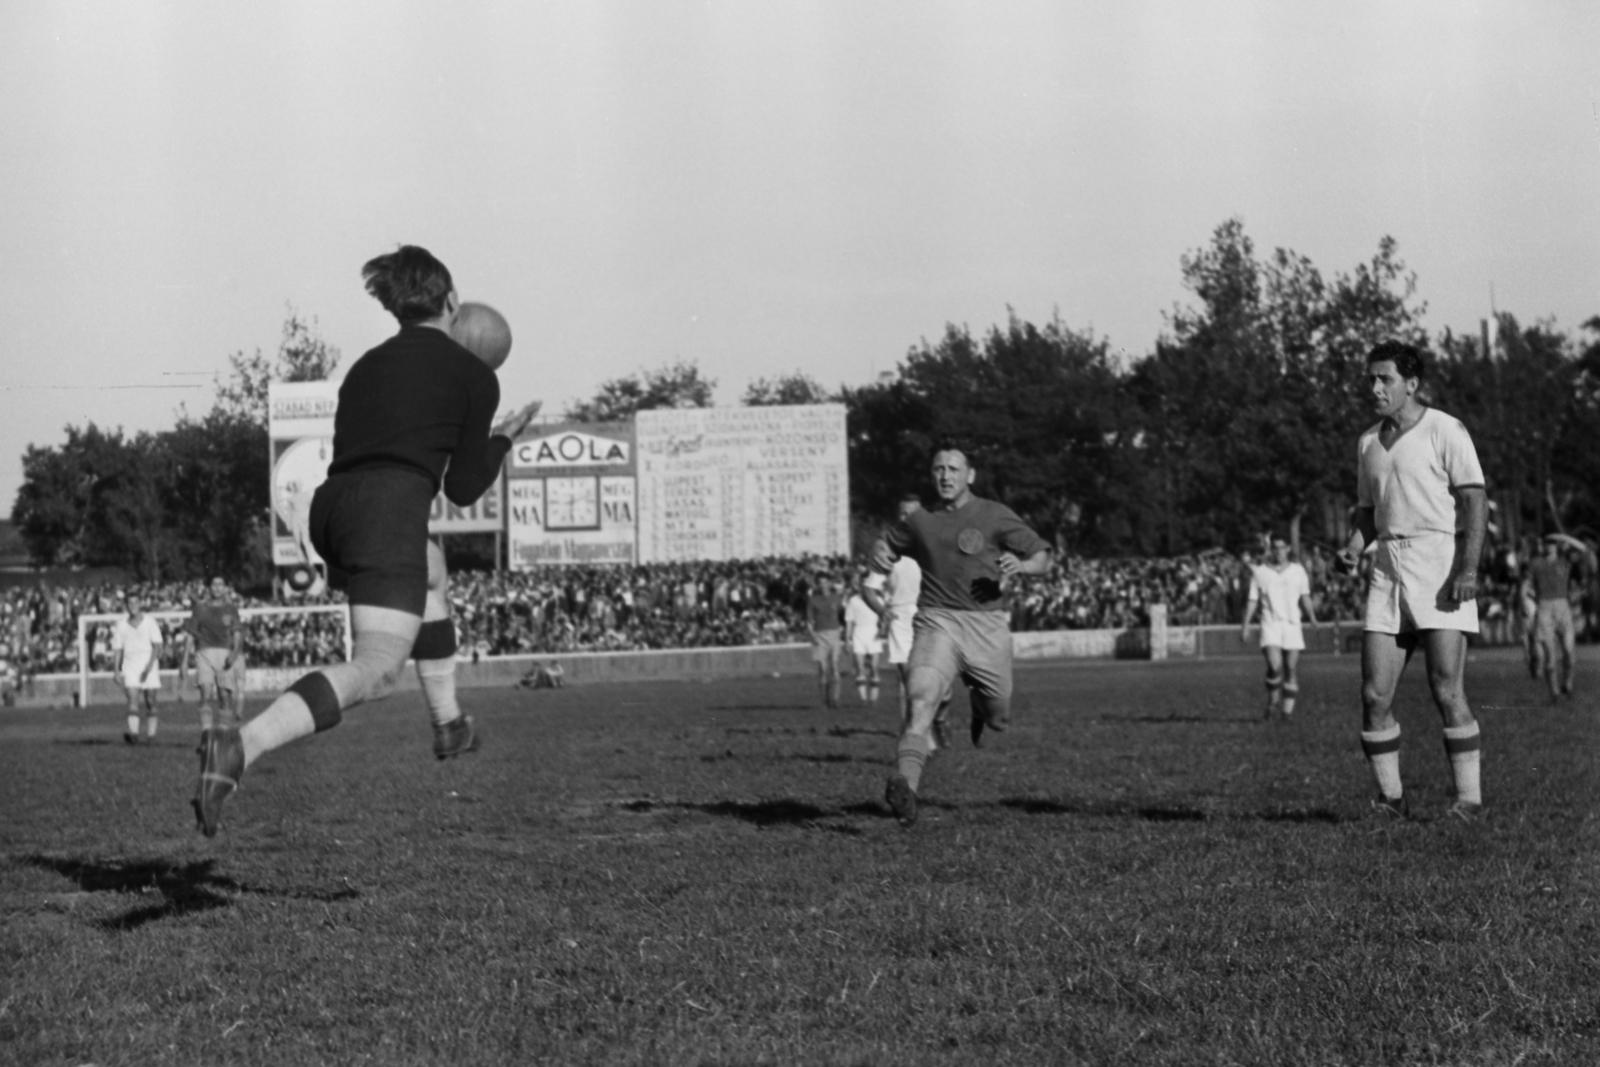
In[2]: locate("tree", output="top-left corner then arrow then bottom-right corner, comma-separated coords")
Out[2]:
1432,314 -> 1588,542
564,359 -> 716,422
11,424 -> 175,578
842,313 -> 1132,551
11,309 -> 338,581
1127,219 -> 1427,553
743,372 -> 834,406
213,307 -> 342,426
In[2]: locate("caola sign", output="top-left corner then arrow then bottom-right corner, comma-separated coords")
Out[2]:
512,430 -> 631,470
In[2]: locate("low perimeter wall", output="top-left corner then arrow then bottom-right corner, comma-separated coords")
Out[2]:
9,622 -> 1360,710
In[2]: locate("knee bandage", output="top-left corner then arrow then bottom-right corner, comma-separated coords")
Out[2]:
288,672 -> 342,732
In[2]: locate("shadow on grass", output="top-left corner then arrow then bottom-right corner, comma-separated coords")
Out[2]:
708,704 -> 818,713
1100,715 -> 1262,725
825,726 -> 897,739
617,797 -> 867,835
998,797 -> 1344,824
24,854 -> 360,931
788,753 -> 879,765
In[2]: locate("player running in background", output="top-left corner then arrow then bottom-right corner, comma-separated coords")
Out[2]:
192,245 -> 537,837
179,576 -> 245,732
113,593 -> 164,744
1525,535 -> 1577,702
842,576 -> 884,705
872,445 -> 1050,827
805,576 -> 846,708
1337,341 -> 1488,822
1240,534 -> 1320,720
864,494 -> 942,739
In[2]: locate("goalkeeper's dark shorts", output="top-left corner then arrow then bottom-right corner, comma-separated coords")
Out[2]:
309,468 -> 433,616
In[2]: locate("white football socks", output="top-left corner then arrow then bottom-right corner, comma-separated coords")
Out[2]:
1360,724 -> 1403,800
416,658 -> 461,727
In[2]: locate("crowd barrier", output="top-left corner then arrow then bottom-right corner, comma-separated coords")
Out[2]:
7,621 -> 1364,709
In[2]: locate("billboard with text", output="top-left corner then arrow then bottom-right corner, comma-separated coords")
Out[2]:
268,380 -> 506,568
505,423 -> 638,567
634,404 -> 849,562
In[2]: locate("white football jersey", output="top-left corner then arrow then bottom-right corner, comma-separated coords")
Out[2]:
1248,563 -> 1310,627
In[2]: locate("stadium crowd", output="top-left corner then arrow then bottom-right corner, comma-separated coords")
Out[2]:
2,539 -> 1590,690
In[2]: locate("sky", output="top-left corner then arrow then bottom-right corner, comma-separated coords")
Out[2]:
2,1 -> 1596,509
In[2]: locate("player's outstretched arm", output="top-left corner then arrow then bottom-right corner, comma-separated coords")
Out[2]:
443,380 -> 522,506
1240,594 -> 1258,637
493,399 -> 542,441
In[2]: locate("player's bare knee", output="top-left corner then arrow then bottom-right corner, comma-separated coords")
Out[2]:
1360,680 -> 1393,714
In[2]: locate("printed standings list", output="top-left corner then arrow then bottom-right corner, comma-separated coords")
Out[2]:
634,405 -> 849,563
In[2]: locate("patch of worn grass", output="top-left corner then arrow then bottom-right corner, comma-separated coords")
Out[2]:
2,649 -> 1597,1065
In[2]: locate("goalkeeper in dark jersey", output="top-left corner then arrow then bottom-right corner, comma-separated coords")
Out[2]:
192,245 -> 537,837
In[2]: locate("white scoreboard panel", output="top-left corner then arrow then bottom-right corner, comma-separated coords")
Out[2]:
634,404 -> 849,563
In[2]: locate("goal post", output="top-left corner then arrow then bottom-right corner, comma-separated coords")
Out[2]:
77,603 -> 352,708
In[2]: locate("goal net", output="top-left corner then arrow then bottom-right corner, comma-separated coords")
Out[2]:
77,603 -> 352,708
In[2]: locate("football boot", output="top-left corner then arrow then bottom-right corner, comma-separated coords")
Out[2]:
433,715 -> 481,760
192,727 -> 245,838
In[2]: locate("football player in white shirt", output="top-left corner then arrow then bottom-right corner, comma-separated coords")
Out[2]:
842,578 -> 884,705
1240,534 -> 1319,720
1336,342 -> 1488,822
863,495 -> 947,742
113,593 -> 165,745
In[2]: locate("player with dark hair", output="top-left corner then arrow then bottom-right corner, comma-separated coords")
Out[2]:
871,444 -> 1050,826
864,495 -> 927,730
1240,534 -> 1319,720
1525,535 -> 1577,702
113,593 -> 164,744
1337,341 -> 1489,821
805,575 -> 846,708
192,245 -> 537,837
179,576 -> 245,732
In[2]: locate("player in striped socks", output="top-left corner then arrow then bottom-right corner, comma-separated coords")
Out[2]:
1336,342 -> 1488,822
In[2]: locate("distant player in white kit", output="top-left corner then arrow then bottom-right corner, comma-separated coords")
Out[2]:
864,495 -> 945,740
1240,534 -> 1319,720
842,578 -> 884,705
113,593 -> 164,744
1337,341 -> 1488,822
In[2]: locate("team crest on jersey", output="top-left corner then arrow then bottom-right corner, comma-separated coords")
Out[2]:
957,528 -> 986,555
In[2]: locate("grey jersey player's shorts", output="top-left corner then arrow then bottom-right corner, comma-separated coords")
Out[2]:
906,608 -> 1013,702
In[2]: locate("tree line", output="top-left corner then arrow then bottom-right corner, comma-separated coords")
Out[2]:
12,220 -> 1599,580
835,221 -> 1599,556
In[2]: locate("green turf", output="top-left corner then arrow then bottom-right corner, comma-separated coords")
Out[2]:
3,649 -> 1597,1065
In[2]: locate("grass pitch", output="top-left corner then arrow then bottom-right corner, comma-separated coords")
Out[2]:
3,649 -> 1598,1066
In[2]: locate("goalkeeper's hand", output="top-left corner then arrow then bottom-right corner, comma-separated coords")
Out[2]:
1333,549 -> 1359,577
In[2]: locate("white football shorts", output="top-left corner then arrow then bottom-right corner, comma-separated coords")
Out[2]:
1257,620 -> 1305,652
1365,533 -> 1479,635
120,656 -> 162,691
850,632 -> 884,657
884,612 -> 916,665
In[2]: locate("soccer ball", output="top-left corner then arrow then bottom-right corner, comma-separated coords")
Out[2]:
451,302 -> 513,370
